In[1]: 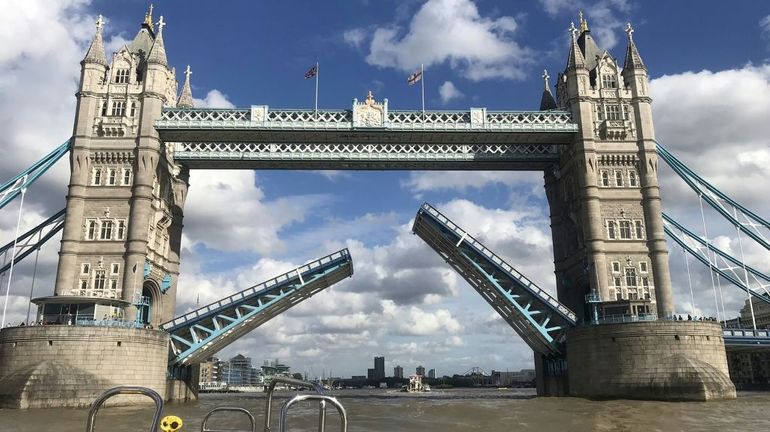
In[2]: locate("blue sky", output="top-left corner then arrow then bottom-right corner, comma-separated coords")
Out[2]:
1,0 -> 770,378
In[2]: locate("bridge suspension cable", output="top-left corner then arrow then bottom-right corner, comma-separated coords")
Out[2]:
0,139 -> 70,211
662,213 -> 770,307
657,143 -> 770,253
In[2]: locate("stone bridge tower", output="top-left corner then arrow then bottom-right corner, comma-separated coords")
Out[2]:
54,8 -> 191,326
545,17 -> 674,322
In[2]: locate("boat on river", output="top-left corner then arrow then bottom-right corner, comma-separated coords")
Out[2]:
401,374 -> 431,393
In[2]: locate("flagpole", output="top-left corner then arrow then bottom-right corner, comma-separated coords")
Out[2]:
314,61 -> 319,114
420,63 -> 425,114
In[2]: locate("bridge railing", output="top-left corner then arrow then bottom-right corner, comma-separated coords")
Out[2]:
418,203 -> 577,323
161,249 -> 351,331
723,328 -> 770,339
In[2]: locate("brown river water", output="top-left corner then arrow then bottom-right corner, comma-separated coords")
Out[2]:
1,388 -> 769,432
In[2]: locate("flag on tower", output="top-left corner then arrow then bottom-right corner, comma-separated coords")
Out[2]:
407,69 -> 422,85
304,64 -> 318,79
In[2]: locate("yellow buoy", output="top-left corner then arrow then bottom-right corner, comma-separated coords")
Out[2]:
160,415 -> 183,432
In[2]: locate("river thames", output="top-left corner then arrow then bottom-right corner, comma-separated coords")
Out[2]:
1,388 -> 769,431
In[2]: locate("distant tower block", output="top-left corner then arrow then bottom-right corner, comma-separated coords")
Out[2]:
53,8 -> 190,326
546,17 -> 673,321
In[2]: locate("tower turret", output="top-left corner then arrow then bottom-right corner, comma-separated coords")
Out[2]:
539,70 -> 557,110
177,65 -> 194,108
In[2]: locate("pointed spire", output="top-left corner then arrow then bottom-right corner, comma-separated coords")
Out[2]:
623,23 -> 646,72
83,14 -> 108,66
147,15 -> 168,66
143,4 -> 155,33
579,10 -> 589,33
177,65 -> 194,108
539,69 -> 557,110
566,22 -> 586,70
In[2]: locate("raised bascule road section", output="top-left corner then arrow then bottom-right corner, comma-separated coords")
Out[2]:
0,6 -> 768,407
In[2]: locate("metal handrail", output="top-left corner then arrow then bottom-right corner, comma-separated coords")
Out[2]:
86,386 -> 163,432
278,395 -> 347,432
201,407 -> 256,432
264,376 -> 325,432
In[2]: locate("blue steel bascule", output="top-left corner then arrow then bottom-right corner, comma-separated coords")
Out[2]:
0,7 -> 768,409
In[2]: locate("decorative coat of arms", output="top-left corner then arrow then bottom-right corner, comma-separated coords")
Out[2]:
353,91 -> 386,128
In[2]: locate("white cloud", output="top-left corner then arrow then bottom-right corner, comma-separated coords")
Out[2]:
363,0 -> 534,81
538,0 -> 632,50
438,81 -> 464,104
403,171 -> 542,193
193,89 -> 236,109
343,28 -> 366,49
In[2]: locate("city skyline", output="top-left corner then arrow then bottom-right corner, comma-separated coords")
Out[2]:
1,0 -> 769,377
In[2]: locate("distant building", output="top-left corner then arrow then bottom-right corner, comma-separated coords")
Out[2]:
394,365 -> 404,379
740,294 -> 770,329
221,354 -> 264,386
260,359 -> 291,384
351,375 -> 366,380
199,356 -> 220,383
367,368 -> 375,379
491,369 -> 536,386
374,356 -> 385,379
416,365 -> 425,376
428,368 -> 435,379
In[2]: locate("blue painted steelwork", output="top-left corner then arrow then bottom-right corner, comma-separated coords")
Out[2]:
412,203 -> 576,355
662,213 -> 770,305
143,262 -> 152,278
0,140 -> 70,210
723,328 -> 770,348
162,249 -> 353,366
160,274 -> 172,294
657,144 -> 770,252
0,208 -> 65,273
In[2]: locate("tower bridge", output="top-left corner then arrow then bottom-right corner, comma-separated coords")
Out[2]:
0,6 -> 768,408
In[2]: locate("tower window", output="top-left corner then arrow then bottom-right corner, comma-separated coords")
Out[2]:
111,101 -> 126,117
94,270 -> 106,290
129,102 -> 136,117
619,221 -> 632,239
635,221 -> 644,239
612,262 -> 620,273
602,74 -> 617,89
628,170 -> 638,187
109,279 -> 118,290
100,220 -> 113,240
625,268 -> 637,287
117,220 -> 126,240
80,279 -> 89,290
87,220 -> 97,240
111,263 -> 120,275
615,170 -> 624,187
607,221 -> 617,239
101,101 -> 108,116
122,168 -> 132,185
108,169 -> 117,185
640,262 -> 648,273
600,171 -> 610,187
114,69 -> 130,84
606,105 -> 621,120
92,168 -> 102,185
81,263 -> 91,275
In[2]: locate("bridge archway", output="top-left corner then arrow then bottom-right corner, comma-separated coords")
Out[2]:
139,280 -> 161,327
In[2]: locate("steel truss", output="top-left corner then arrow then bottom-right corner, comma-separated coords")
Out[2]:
0,209 -> 65,274
663,213 -> 770,306
412,203 -> 576,356
161,249 -> 353,366
658,144 -> 770,252
0,140 -> 70,210
723,328 -> 770,349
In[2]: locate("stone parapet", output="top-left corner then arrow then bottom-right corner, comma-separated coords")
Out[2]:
565,321 -> 736,401
0,326 -> 170,408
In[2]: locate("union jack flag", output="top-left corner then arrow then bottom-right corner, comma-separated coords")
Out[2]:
304,65 -> 318,79
407,70 -> 422,85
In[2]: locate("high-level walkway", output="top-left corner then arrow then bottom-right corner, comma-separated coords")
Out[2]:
155,104 -> 577,170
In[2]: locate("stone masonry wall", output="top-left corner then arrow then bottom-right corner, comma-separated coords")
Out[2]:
566,321 -> 736,401
0,326 -> 169,408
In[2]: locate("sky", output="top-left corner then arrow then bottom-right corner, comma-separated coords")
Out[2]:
0,0 -> 769,379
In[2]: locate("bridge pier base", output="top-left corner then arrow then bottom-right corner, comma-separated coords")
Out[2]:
562,321 -> 736,401
0,326 -> 179,408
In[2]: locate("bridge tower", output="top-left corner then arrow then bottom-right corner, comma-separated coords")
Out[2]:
546,17 -> 674,322
54,8 -> 190,326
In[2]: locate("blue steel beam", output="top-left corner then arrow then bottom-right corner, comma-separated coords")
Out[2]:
161,249 -> 353,366
412,203 -> 576,356
0,140 -> 70,210
0,209 -> 65,274
723,328 -> 770,350
657,144 -> 770,253
662,213 -> 770,306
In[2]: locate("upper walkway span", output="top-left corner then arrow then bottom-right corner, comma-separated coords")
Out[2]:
155,99 -> 577,170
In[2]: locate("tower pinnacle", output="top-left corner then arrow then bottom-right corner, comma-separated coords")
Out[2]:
177,65 -> 194,108
566,22 -> 586,70
623,22 -> 646,72
539,69 -> 557,110
579,11 -> 589,32
82,14 -> 107,66
143,4 -> 155,32
147,15 -> 168,66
